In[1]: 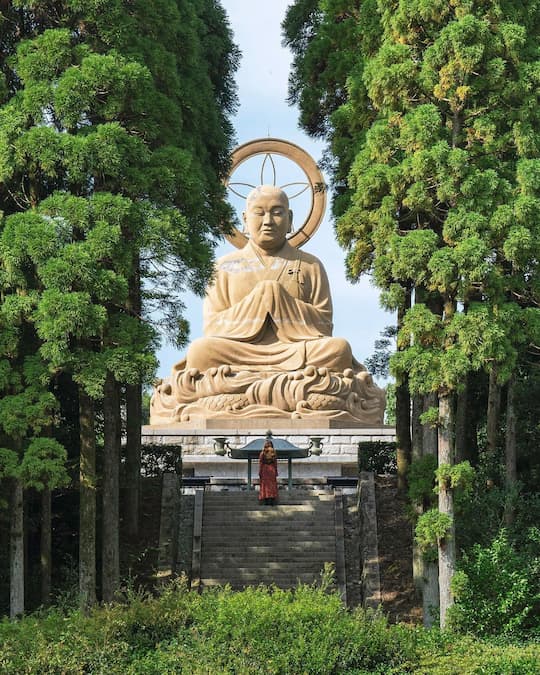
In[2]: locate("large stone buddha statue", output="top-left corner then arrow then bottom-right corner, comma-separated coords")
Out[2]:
151,185 -> 385,426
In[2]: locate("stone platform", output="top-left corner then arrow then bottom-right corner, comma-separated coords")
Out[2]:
142,424 -> 395,479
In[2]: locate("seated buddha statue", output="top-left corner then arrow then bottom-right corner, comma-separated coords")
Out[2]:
150,185 -> 385,425
186,185 -> 352,373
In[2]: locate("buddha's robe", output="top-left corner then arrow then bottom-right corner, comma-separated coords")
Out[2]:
186,240 -> 352,372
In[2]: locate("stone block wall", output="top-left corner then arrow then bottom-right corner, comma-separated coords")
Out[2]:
142,426 -> 395,479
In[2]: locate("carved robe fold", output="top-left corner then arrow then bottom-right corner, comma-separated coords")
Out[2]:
198,240 -> 335,371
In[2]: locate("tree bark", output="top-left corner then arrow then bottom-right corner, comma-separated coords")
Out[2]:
411,395 -> 423,461
125,253 -> 142,539
396,291 -> 412,494
102,372 -> 120,602
396,381 -> 411,494
486,366 -> 501,462
40,487 -> 52,606
125,382 -> 142,539
438,391 -> 455,629
504,371 -> 517,527
10,478 -> 24,619
423,560 -> 440,628
415,392 -> 440,627
454,379 -> 468,463
79,387 -> 97,611
422,392 -> 439,455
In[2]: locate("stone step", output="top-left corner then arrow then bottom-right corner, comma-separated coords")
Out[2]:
202,511 -> 334,521
202,520 -> 334,529
202,545 -> 335,554
204,514 -> 334,520
201,576 -> 320,591
202,527 -> 335,544
201,572 -> 326,585
202,524 -> 335,532
201,542 -> 335,554
202,512 -> 334,520
202,554 -> 334,566
201,554 -> 335,572
197,491 -> 338,590
201,555 -> 336,577
202,522 -> 334,531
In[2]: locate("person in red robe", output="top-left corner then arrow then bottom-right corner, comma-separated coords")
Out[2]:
258,440 -> 278,505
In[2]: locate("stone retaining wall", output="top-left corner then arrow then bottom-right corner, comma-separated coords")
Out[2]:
143,425 -> 395,479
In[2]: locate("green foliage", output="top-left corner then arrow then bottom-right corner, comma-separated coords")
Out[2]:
285,0 -> 540,407
419,406 -> 439,427
141,444 -> 182,477
449,529 -> 540,638
415,509 -> 453,550
435,461 -> 475,494
384,382 -> 396,425
0,581 -> 539,673
0,449 -> 18,481
358,441 -> 397,474
414,631 -> 540,674
0,0 -> 239,614
17,438 -> 69,491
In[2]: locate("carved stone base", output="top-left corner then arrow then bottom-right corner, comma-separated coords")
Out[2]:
150,364 -> 385,427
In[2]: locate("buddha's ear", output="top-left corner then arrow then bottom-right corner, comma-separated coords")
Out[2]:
288,210 -> 293,233
242,211 -> 247,232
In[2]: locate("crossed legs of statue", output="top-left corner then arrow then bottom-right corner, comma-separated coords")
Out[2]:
185,335 -> 353,373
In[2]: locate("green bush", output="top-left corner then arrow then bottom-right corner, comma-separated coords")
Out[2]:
415,631 -> 540,674
177,584 -> 415,674
449,528 -> 540,638
359,441 -> 397,474
1,579 -> 539,674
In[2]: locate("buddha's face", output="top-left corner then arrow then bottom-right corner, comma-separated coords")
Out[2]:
243,186 -> 292,252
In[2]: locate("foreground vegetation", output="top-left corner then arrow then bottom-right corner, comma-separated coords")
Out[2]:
0,580 -> 539,675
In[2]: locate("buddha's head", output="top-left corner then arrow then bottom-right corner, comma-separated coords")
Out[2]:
243,185 -> 293,252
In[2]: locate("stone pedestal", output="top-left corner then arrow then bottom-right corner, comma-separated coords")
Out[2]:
142,424 -> 395,479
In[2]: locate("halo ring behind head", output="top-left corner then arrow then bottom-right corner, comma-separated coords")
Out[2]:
225,138 -> 326,249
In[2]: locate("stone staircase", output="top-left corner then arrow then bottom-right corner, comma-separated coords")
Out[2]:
195,490 -> 343,592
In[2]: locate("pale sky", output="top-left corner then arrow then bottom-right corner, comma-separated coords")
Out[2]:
156,0 -> 394,379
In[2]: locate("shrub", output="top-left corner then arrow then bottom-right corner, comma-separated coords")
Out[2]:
359,441 -> 397,474
1,580 -> 539,673
449,528 -> 540,637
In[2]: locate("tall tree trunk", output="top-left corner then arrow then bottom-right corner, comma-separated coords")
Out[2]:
79,387 -> 97,611
486,366 -> 501,464
411,395 -> 423,461
10,478 -> 24,619
102,372 -> 120,602
504,371 -> 517,527
422,560 -> 440,627
125,255 -> 142,539
396,290 -> 412,494
125,382 -> 142,539
40,487 -> 52,606
422,392 -> 439,455
454,379 -> 468,463
396,381 -> 411,494
438,391 -> 455,629
411,395 -> 423,606
417,392 -> 440,627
